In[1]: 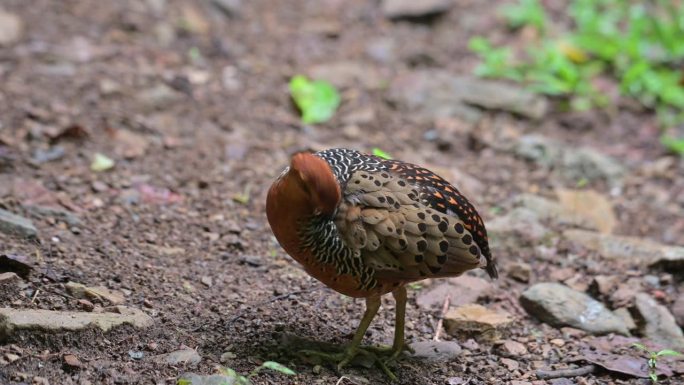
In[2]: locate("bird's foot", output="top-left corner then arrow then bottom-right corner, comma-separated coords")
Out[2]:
365,342 -> 414,361
298,346 -> 399,381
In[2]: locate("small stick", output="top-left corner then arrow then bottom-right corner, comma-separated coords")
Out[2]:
31,289 -> 41,304
433,294 -> 451,341
536,365 -> 596,379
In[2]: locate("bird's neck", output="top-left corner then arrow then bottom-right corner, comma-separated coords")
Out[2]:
266,177 -> 319,263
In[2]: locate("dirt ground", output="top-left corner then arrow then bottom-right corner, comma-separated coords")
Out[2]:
1,0 -> 683,384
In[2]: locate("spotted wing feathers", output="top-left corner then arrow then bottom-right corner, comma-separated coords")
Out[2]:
335,170 -> 486,282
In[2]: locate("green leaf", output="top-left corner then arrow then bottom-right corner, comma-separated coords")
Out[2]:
260,361 -> 296,375
289,75 -> 340,124
657,349 -> 684,357
661,136 -> 684,155
372,148 -> 392,160
177,380 -> 192,385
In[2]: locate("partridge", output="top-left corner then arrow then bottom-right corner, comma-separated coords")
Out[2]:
266,148 -> 497,377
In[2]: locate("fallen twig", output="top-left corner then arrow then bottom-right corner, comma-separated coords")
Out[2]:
433,294 -> 451,341
536,365 -> 596,379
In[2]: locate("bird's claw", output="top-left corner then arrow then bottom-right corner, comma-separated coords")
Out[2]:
298,346 -> 401,381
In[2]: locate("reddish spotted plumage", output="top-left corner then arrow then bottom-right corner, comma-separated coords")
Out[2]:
266,148 -> 497,374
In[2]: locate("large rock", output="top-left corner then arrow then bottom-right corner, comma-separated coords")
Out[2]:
633,293 -> 684,350
0,307 -> 153,341
0,209 -> 38,238
520,283 -> 629,335
563,229 -> 684,270
382,0 -> 453,19
387,70 -> 547,123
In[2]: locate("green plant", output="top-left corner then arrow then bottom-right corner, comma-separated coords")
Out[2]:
177,361 -> 296,385
289,75 -> 340,124
470,0 -> 684,154
632,343 -> 683,383
500,0 -> 546,32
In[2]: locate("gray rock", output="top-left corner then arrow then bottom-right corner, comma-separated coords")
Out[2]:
673,295 -> 684,328
154,348 -> 201,365
382,0 -> 453,18
387,71 -> 547,123
512,194 -> 597,230
135,83 -> 181,111
0,208 -> 38,238
409,340 -> 461,362
308,61 -> 383,90
0,272 -> 20,284
0,307 -> 153,341
211,0 -> 242,17
563,229 -> 684,271
0,10 -> 23,46
365,37 -> 396,64
25,205 -> 81,226
178,373 -> 238,385
514,135 -> 626,186
633,293 -> 684,350
520,283 -> 629,335
486,207 -> 551,250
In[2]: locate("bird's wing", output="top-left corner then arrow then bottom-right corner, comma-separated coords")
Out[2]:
334,169 -> 487,281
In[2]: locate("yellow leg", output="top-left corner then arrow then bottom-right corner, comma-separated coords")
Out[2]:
338,295 -> 381,369
390,286 -> 407,358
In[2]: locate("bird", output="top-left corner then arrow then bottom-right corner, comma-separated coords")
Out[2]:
266,148 -> 497,378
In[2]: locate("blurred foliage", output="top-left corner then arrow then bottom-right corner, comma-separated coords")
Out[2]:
289,75 -> 340,124
470,0 -> 684,154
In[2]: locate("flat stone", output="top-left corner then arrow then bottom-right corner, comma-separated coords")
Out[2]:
382,0 -> 453,18
178,373 -> 239,385
0,307 -> 152,341
25,205 -> 81,226
520,283 -> 628,335
0,208 -> 38,238
555,189 -> 616,234
308,61 -> 382,90
512,194 -> 597,230
497,340 -> 528,356
613,307 -> 637,331
563,229 -> 684,271
416,275 -> 493,310
486,207 -> 551,250
409,340 -> 462,362
444,304 -> 513,341
633,293 -> 684,350
514,135 -> 626,186
0,272 -> 20,284
388,71 -> 547,122
66,282 -> 125,305
0,10 -> 23,46
507,262 -> 532,283
154,348 -> 201,366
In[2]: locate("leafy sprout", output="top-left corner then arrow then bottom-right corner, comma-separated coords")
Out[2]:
632,342 -> 683,384
178,361 -> 296,385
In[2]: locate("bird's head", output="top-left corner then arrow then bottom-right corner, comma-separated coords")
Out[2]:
267,152 -> 341,218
